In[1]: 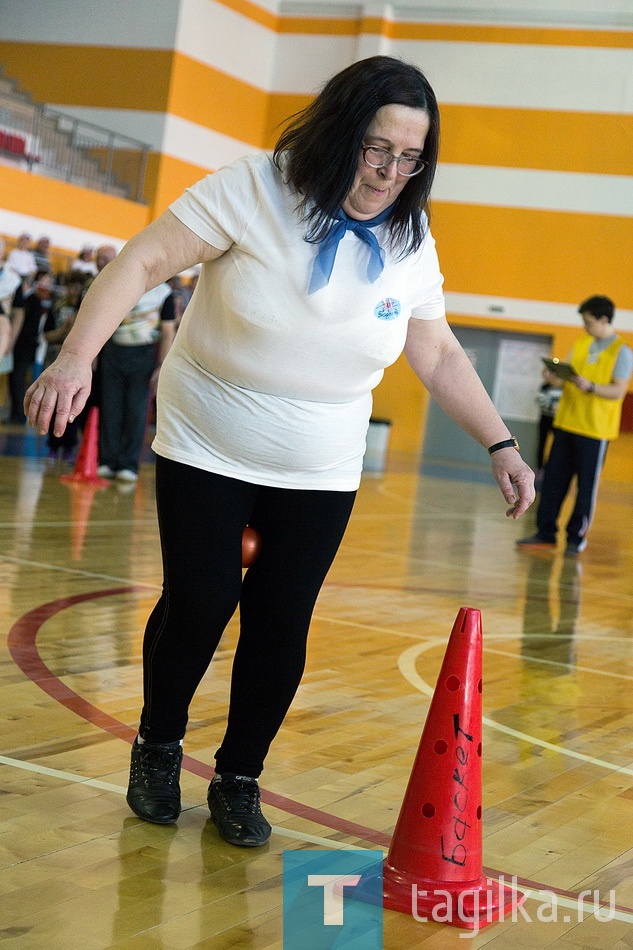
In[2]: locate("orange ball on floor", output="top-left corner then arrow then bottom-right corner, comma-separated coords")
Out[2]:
241,525 -> 262,568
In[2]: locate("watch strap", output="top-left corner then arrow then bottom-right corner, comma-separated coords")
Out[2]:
488,437 -> 519,455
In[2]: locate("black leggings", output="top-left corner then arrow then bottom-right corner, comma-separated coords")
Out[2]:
139,456 -> 356,776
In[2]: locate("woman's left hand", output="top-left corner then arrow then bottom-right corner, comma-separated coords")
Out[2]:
490,448 -> 536,519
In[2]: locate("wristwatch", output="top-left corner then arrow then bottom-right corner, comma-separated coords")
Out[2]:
488,437 -> 519,455
588,383 -> 596,394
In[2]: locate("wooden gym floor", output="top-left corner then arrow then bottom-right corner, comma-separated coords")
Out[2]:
1,429 -> 633,949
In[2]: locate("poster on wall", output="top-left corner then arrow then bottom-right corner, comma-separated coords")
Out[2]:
492,338 -> 552,422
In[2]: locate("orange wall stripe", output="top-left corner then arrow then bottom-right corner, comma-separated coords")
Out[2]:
440,105 -> 633,177
276,15 -> 363,34
211,0 -> 277,30
264,93 -> 313,146
265,97 -> 633,177
168,54 -> 268,146
432,203 -> 633,312
0,42 -> 174,110
0,165 -> 149,238
380,22 -> 633,46
209,0 -> 633,46
149,153 -> 215,217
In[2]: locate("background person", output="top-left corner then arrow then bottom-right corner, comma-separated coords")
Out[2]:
73,244 -> 98,276
7,233 -> 37,280
25,56 -> 534,849
518,295 -> 632,555
8,271 -> 54,423
535,373 -> 563,489
44,271 -> 87,459
97,283 -> 176,483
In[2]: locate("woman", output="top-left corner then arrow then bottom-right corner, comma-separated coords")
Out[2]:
25,56 -> 534,847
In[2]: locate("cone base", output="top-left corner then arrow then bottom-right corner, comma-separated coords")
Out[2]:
60,474 -> 110,487
348,865 -> 524,930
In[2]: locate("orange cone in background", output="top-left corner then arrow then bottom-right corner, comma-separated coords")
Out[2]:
60,407 -> 110,487
351,607 -> 524,929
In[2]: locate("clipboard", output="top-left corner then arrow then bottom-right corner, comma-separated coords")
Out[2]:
542,357 -> 577,381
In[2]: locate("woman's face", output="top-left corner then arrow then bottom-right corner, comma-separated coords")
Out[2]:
342,104 -> 430,221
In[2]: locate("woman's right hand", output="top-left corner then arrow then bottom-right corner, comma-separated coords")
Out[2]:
24,351 -> 93,436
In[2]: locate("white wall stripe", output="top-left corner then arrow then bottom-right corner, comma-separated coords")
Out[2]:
280,0 -> 633,30
175,0 -> 277,88
394,40 -> 633,114
0,209 -> 126,256
445,292 -> 633,332
163,114 -> 261,170
434,164 -> 633,217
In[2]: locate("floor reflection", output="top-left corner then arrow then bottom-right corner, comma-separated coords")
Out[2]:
521,554 -> 582,671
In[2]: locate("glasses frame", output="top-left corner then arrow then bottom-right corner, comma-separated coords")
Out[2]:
361,144 -> 426,177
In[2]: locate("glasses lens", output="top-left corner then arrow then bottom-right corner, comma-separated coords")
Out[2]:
364,147 -> 390,167
397,157 -> 425,176
363,146 -> 425,176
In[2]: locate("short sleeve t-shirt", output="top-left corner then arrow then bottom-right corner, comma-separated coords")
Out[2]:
152,153 -> 445,490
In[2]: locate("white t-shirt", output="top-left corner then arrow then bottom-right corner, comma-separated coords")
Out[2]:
152,153 -> 445,490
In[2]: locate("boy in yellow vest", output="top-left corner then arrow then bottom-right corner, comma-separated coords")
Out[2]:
518,296 -> 632,555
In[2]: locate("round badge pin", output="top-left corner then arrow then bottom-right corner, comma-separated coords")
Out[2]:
374,298 -> 401,320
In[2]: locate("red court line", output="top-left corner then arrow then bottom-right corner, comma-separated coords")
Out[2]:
7,588 -> 633,912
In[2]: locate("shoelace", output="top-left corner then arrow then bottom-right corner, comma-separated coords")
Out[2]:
215,779 -> 261,814
137,746 -> 181,786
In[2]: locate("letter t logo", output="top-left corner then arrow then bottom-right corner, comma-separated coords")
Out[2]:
307,875 -> 362,925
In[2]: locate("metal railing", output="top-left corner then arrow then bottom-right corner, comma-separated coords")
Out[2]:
0,92 -> 150,203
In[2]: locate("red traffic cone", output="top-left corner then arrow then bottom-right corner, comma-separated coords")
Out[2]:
60,407 -> 110,487
350,607 -> 524,929
387,607 -> 522,927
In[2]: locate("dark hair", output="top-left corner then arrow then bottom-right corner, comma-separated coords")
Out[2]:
578,295 -> 615,323
273,56 -> 440,257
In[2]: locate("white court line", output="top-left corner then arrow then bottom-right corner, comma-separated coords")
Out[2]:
0,754 -> 373,852
0,519 -> 158,529
0,754 -> 129,794
2,754 -> 631,922
485,645 -> 633,681
0,554 -> 160,589
312,612 -> 437,642
398,637 -> 633,778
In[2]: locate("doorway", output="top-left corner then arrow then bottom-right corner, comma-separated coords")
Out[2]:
420,325 -> 553,482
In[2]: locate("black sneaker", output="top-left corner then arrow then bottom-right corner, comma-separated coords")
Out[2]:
565,539 -> 587,556
207,775 -> 272,847
126,738 -> 183,824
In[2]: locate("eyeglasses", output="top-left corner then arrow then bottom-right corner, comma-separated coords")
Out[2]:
361,144 -> 426,177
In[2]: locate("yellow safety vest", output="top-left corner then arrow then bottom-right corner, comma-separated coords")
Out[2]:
554,334 -> 624,441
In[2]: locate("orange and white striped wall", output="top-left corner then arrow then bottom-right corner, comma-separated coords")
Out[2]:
1,0 -> 632,450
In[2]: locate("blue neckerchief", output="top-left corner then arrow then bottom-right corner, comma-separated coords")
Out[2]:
308,205 -> 393,295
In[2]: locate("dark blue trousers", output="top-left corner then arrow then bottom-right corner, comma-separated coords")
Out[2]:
99,340 -> 156,473
536,427 -> 608,546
